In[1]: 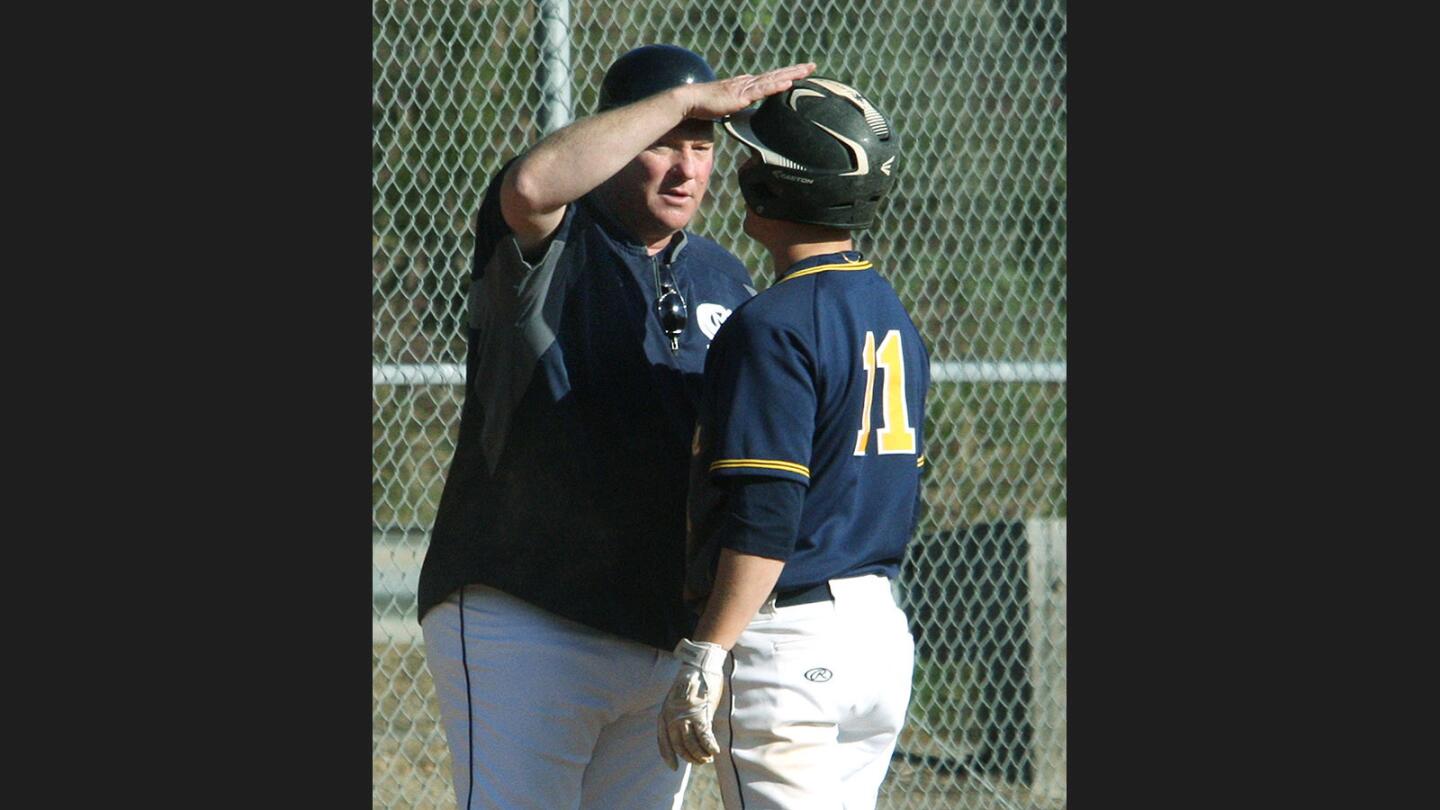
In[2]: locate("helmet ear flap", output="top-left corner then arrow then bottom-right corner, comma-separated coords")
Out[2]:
735,156 -> 774,211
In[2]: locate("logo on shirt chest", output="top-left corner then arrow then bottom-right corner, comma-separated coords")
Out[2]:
695,303 -> 734,340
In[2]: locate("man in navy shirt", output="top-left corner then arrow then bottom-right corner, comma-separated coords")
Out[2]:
417,46 -> 815,810
658,77 -> 929,810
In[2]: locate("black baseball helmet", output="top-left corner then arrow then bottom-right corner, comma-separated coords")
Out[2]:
723,77 -> 898,229
597,44 -> 717,112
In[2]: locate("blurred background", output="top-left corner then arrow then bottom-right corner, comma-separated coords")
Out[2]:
374,1 -> 1065,807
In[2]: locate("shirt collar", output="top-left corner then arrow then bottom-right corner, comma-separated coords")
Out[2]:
777,250 -> 869,282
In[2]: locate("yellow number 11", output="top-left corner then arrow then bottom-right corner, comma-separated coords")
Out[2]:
854,330 -> 916,455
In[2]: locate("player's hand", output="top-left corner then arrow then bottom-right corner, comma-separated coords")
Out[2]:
679,63 -> 816,122
657,638 -> 728,769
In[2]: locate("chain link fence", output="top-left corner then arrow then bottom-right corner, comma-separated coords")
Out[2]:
374,1 -> 1066,807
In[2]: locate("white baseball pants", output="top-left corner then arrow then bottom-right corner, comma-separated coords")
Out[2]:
421,583 -> 691,810
714,574 -> 915,810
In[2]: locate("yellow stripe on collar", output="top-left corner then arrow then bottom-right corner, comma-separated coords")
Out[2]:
781,260 -> 873,282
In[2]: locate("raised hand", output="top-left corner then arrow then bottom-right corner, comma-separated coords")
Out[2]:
680,62 -> 817,121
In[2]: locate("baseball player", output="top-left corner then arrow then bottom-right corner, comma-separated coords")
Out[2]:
657,77 -> 929,810
416,45 -> 815,810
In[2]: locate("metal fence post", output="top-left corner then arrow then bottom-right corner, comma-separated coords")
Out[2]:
536,0 -> 573,134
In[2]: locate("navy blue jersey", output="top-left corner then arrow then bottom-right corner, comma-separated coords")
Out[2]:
686,251 -> 930,598
417,160 -> 755,651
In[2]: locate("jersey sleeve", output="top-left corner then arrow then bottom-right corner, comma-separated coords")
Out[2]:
466,155 -> 579,336
710,476 -> 807,560
464,155 -> 580,473
470,157 -> 517,282
704,310 -> 816,487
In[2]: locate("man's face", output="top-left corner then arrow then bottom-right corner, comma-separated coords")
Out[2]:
605,119 -> 715,245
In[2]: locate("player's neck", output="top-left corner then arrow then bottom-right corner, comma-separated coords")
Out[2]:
765,236 -> 855,280
745,210 -> 854,279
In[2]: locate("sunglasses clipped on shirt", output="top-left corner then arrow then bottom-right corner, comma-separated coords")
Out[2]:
655,261 -> 688,352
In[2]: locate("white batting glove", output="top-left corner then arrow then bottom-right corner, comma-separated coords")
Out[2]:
657,638 -> 728,769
